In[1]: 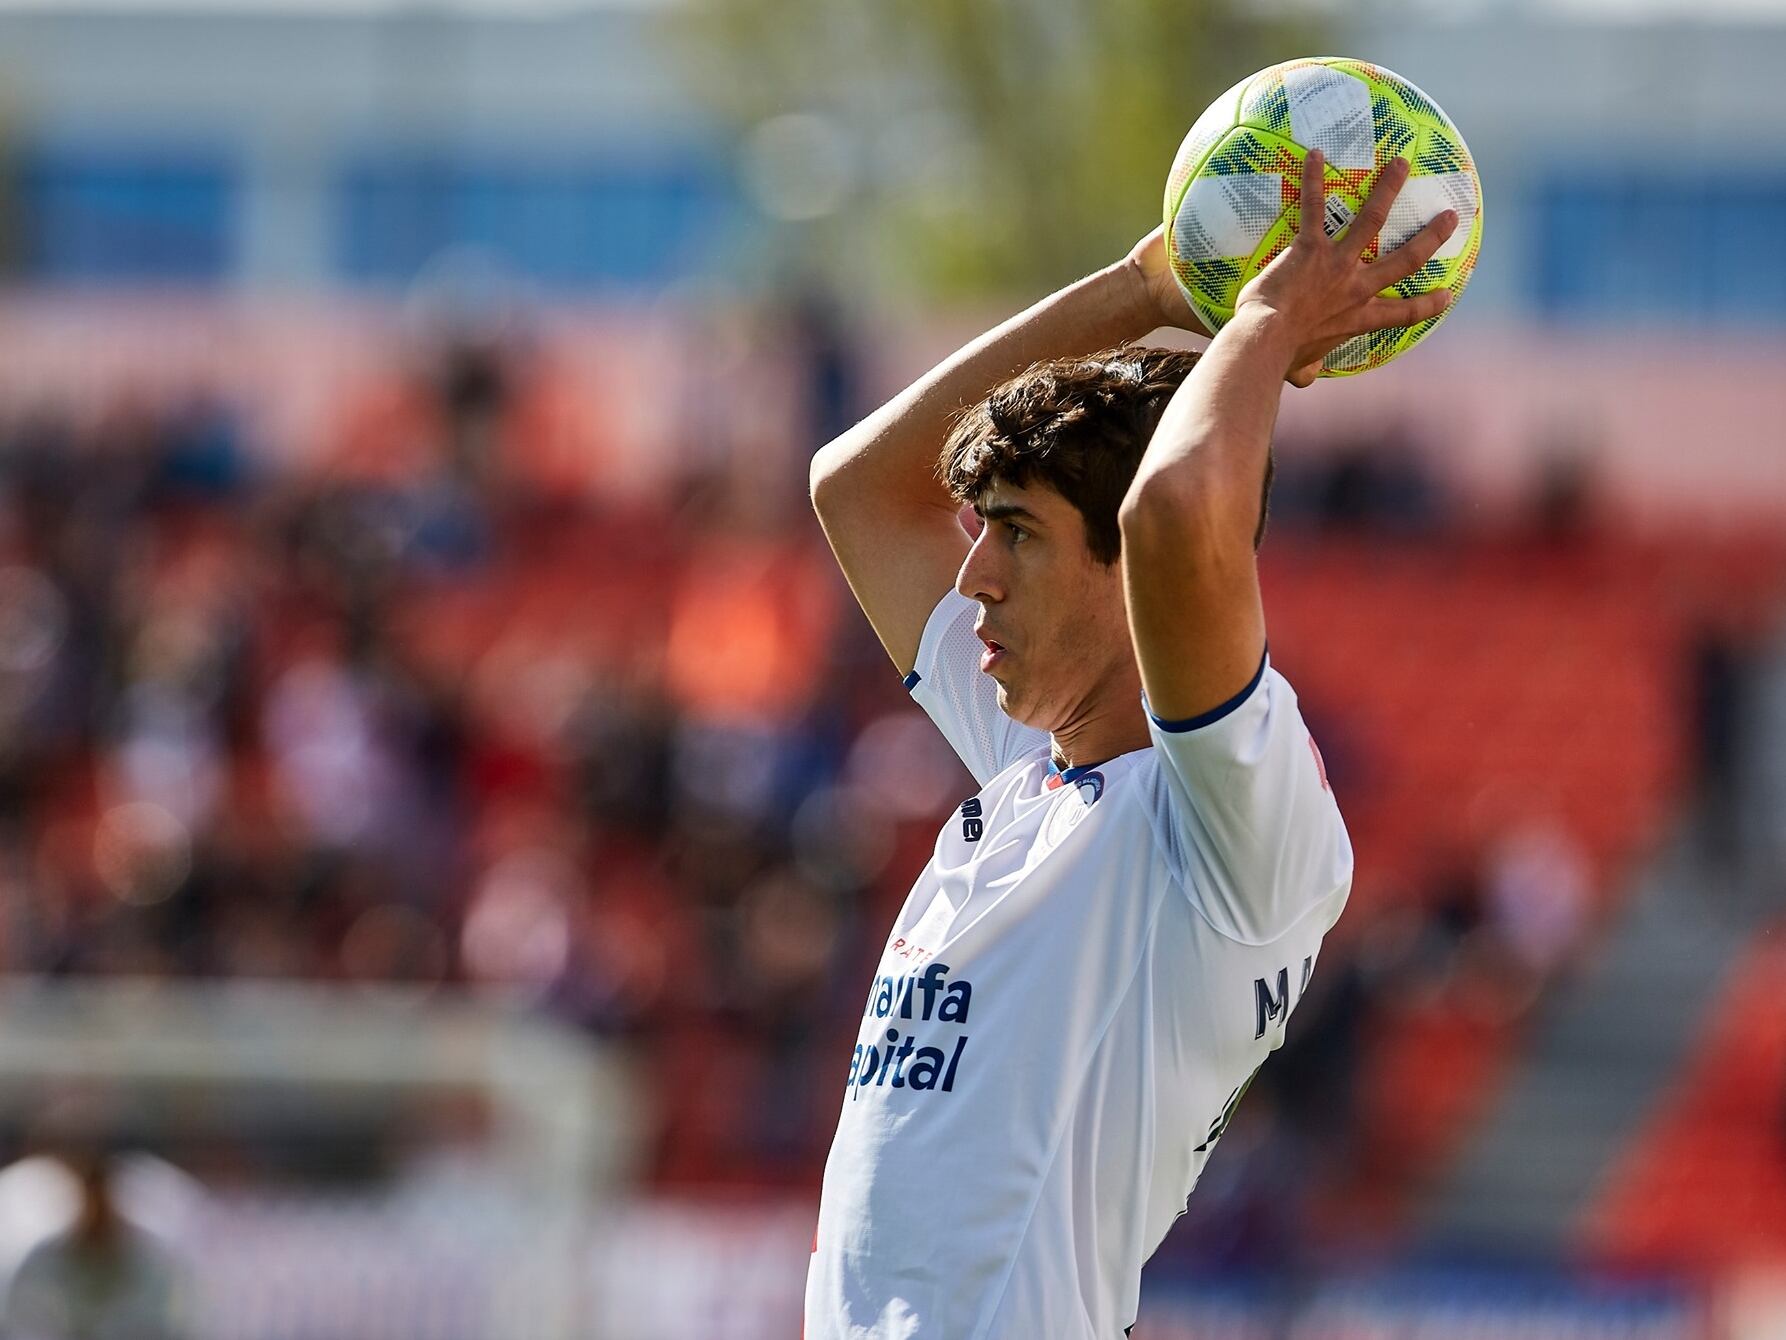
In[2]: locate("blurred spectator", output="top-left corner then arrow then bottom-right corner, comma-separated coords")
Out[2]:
156,391 -> 249,502
785,287 -> 865,449
1689,620 -> 1755,876
1277,425 -> 1448,537
1483,817 -> 1592,985
1526,434 -> 1601,547
1754,611 -> 1786,893
2,1146 -> 186,1340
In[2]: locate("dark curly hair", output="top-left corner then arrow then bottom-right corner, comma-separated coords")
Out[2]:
938,346 -> 1273,564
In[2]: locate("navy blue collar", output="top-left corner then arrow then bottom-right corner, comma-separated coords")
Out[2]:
1045,759 -> 1105,784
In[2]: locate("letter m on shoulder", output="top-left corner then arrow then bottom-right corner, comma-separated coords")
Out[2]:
1254,967 -> 1290,1040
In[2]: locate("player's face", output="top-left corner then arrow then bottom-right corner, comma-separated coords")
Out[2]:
955,480 -> 1138,733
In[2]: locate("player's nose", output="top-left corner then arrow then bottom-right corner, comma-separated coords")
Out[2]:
955,531 -> 1004,603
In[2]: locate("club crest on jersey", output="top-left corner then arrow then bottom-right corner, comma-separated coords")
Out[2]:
1042,770 -> 1104,846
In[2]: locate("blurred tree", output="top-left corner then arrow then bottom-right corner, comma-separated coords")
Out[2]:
662,0 -> 1326,301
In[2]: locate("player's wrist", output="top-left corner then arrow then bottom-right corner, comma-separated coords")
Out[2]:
1220,301 -> 1305,377
1110,235 -> 1212,339
1091,257 -> 1175,341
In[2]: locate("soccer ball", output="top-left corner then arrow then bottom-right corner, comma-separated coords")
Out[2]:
1163,57 -> 1482,377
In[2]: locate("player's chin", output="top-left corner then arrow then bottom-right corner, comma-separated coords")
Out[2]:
990,677 -> 1023,717
992,680 -> 1046,731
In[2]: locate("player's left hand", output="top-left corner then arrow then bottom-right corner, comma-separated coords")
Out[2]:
1239,151 -> 1458,387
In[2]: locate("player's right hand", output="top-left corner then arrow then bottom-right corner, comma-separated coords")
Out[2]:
1236,151 -> 1458,384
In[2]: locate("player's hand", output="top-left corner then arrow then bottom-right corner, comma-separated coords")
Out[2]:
1121,227 -> 1214,338
1119,223 -> 1399,387
1237,151 -> 1458,387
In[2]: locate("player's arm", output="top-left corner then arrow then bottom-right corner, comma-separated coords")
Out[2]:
810,234 -> 1206,677
1118,154 -> 1458,719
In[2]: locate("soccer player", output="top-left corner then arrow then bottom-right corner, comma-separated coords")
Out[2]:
803,153 -> 1456,1339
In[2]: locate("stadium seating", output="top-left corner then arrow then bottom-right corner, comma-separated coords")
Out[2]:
1580,923 -> 1786,1269
1258,531 -> 1784,1238
2,339 -> 1781,1265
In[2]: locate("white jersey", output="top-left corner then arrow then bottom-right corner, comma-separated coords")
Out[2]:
805,592 -> 1353,1340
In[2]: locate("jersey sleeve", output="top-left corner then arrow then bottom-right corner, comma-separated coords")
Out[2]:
905,591 -> 1050,786
1144,651 -> 1353,944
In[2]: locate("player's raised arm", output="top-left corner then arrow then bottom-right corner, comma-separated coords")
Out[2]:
1118,153 -> 1458,720
809,237 -> 1207,678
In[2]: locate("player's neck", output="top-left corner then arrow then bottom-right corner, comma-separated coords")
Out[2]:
1048,701 -> 1150,773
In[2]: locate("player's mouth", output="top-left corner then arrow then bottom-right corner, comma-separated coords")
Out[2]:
977,631 -> 1007,673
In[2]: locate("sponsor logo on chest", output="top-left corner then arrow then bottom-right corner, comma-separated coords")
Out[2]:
846,961 -> 975,1099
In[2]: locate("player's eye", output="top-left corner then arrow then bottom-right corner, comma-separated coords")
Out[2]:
1006,522 -> 1030,544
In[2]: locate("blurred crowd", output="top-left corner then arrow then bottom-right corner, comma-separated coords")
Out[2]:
0,308 -> 1779,1273
0,306 -> 957,1194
